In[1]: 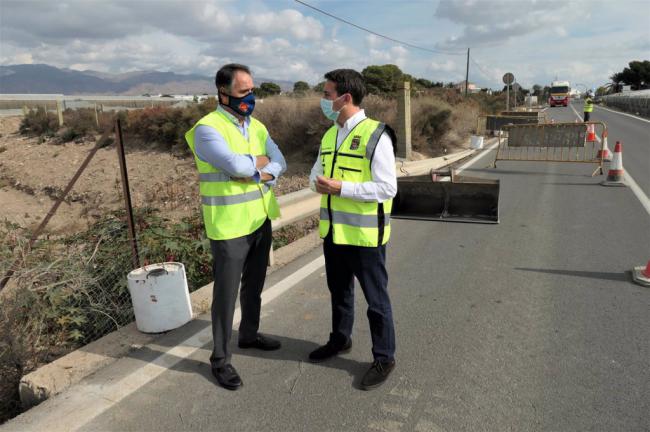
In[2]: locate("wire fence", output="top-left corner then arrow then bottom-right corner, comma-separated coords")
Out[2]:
0,111 -> 219,423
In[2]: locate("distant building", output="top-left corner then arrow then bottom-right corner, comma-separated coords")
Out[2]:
455,80 -> 481,94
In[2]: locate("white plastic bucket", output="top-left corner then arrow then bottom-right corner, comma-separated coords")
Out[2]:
127,262 -> 193,333
470,135 -> 484,150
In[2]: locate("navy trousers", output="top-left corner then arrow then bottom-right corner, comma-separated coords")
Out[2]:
323,233 -> 396,362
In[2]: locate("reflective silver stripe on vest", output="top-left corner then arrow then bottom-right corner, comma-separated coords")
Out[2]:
365,123 -> 386,160
320,208 -> 390,228
199,172 -> 231,182
202,185 -> 270,206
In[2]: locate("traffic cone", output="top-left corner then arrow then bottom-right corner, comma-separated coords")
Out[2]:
632,260 -> 650,287
601,141 -> 626,186
596,130 -> 612,161
586,123 -> 596,142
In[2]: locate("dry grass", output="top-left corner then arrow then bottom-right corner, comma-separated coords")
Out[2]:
253,95 -> 331,163
254,91 -> 480,161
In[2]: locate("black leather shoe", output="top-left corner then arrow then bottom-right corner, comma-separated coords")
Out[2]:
308,339 -> 352,363
360,360 -> 395,390
238,334 -> 281,351
212,364 -> 242,391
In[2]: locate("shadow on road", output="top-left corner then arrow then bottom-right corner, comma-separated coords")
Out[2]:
515,267 -> 630,282
542,182 -> 601,186
126,330 -> 371,390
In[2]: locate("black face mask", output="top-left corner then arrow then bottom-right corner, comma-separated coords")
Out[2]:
219,90 -> 256,117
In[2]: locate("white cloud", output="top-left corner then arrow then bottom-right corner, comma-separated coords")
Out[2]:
434,0 -> 585,49
365,34 -> 382,49
429,60 -> 457,73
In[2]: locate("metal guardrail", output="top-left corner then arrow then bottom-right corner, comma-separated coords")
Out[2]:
493,121 -> 606,176
601,92 -> 650,118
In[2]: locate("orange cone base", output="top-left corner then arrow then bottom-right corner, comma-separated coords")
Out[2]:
632,266 -> 650,287
601,170 -> 626,187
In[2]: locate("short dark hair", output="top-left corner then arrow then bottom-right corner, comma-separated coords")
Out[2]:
215,63 -> 251,91
324,69 -> 366,105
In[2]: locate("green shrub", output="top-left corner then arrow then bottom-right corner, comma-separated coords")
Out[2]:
19,108 -> 59,137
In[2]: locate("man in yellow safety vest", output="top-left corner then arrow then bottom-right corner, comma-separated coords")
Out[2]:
185,63 -> 286,391
308,69 -> 398,390
584,91 -> 594,122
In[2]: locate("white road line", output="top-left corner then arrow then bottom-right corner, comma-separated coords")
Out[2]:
456,141 -> 500,173
569,103 -> 585,123
596,105 -> 650,124
9,255 -> 326,432
624,174 -> 650,217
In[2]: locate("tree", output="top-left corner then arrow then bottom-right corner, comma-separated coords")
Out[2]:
255,82 -> 281,98
312,81 -> 325,92
532,84 -> 543,97
293,81 -> 310,93
596,85 -> 611,96
361,64 -> 403,94
610,60 -> 650,90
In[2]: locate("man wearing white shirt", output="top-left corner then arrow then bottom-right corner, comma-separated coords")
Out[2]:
308,69 -> 397,390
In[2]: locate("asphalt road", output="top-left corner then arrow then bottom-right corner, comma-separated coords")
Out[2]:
4,106 -> 649,432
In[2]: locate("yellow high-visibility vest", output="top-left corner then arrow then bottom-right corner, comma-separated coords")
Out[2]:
584,97 -> 594,113
319,118 -> 393,247
185,110 -> 280,240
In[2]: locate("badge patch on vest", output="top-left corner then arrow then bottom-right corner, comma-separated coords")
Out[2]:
350,136 -> 362,150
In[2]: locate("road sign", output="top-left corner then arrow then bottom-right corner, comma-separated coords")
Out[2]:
512,83 -> 521,92
503,73 -> 515,85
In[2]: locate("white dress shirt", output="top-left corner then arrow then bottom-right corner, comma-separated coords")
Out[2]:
309,110 -> 397,203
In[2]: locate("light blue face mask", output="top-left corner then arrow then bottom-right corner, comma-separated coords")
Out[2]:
320,96 -> 344,121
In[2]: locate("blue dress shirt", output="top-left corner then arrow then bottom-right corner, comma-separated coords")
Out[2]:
194,106 -> 286,186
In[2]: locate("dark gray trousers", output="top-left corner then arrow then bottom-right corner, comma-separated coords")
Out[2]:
209,218 -> 272,368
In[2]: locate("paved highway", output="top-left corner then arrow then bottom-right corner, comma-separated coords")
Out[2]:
4,106 -> 649,432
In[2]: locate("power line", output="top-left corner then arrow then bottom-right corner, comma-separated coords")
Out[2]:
293,0 -> 465,56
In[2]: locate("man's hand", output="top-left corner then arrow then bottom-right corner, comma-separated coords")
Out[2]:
315,175 -> 342,195
260,172 -> 274,182
255,155 -> 270,169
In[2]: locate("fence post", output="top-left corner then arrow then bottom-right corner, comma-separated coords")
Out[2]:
396,81 -> 412,159
22,105 -> 28,116
114,119 -> 140,270
56,100 -> 64,126
94,103 -> 99,127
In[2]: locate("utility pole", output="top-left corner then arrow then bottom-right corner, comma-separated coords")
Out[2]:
465,48 -> 470,97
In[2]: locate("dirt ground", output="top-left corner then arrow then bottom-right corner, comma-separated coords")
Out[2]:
0,116 -> 311,235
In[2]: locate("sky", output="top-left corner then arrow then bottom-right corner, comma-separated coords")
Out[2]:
1,0 -> 649,90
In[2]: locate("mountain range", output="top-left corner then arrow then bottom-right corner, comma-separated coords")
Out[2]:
0,64 -> 294,95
